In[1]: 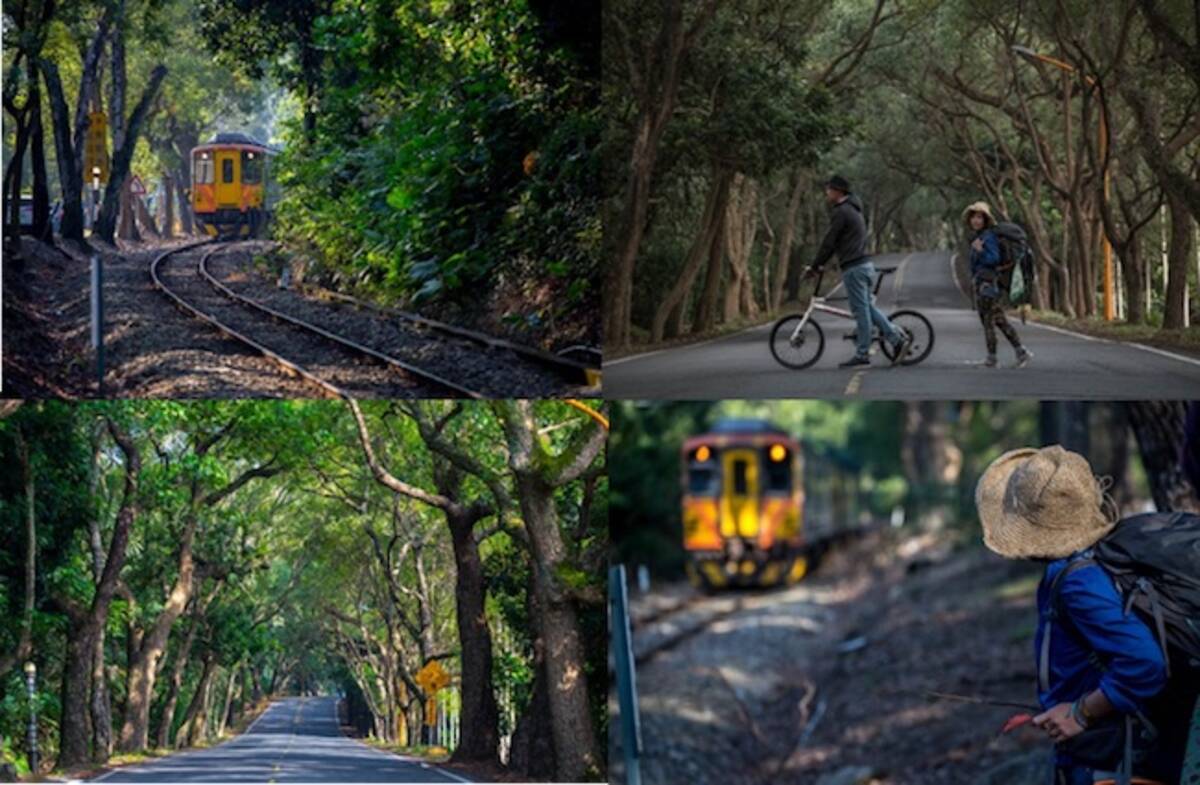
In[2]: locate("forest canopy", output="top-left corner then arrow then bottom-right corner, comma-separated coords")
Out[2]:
603,0 -> 1200,350
0,399 -> 607,782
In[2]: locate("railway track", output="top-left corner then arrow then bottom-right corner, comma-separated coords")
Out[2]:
628,522 -> 883,665
150,241 -> 587,398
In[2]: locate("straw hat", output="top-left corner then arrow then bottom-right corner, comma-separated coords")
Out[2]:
976,445 -> 1115,559
962,201 -> 995,227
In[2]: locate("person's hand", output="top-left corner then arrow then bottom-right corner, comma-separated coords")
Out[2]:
1032,703 -> 1085,742
971,237 -> 984,252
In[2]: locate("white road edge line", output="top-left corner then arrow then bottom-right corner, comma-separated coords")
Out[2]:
951,248 -> 1200,371
333,694 -> 474,784
1026,320 -> 1200,369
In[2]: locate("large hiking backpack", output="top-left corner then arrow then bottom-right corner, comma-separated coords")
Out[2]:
1044,512 -> 1200,785
992,221 -> 1036,306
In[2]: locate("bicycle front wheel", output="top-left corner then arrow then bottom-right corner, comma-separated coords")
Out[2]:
881,309 -> 935,365
769,315 -> 825,369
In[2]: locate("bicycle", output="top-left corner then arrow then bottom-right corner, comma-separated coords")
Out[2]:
769,265 -> 935,369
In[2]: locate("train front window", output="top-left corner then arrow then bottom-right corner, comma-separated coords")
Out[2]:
242,151 -> 262,183
688,466 -> 717,495
765,445 -> 791,492
732,460 -> 748,495
193,152 -> 213,184
221,158 -> 234,184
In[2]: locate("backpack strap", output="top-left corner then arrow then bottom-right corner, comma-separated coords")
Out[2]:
1125,576 -> 1173,678
1041,558 -> 1097,694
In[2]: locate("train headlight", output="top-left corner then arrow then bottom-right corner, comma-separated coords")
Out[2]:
769,444 -> 787,462
695,445 -> 711,462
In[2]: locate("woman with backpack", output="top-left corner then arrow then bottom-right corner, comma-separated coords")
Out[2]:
964,201 -> 1032,368
976,445 -> 1197,785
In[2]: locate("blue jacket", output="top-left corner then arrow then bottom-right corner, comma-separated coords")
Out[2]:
1035,555 -> 1166,717
969,229 -> 1000,278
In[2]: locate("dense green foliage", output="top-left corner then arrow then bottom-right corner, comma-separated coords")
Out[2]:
197,0 -> 600,347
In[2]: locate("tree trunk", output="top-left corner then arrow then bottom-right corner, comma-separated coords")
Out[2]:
650,167 -> 733,342
694,186 -> 733,335
58,421 -> 140,770
1125,402 -> 1200,512
60,621 -> 97,767
39,59 -> 86,243
1120,240 -> 1146,324
217,662 -> 240,737
506,586 -> 555,778
1163,192 -> 1193,330
722,174 -> 759,323
446,514 -> 500,764
155,610 -> 202,748
119,515 -> 197,753
94,64 -> 167,244
90,627 -> 113,761
606,114 -> 661,349
176,653 -> 217,748
29,75 -> 50,241
511,473 -> 598,781
772,171 -> 804,310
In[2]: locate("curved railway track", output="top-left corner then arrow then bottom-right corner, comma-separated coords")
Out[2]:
150,241 -> 586,398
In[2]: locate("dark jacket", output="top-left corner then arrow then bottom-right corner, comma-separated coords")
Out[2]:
813,193 -> 869,271
969,228 -> 1001,278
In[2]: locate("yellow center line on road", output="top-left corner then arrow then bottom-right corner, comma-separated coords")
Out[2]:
844,370 -> 865,396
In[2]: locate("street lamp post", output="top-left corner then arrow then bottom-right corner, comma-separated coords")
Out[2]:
1011,45 -> 1115,321
23,662 -> 38,776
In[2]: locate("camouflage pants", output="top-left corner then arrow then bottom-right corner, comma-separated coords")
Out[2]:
976,294 -> 1022,355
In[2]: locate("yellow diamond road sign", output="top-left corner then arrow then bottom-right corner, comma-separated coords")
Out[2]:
416,661 -> 450,726
84,112 -> 109,185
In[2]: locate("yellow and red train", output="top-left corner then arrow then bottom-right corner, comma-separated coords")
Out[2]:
681,419 -> 807,589
191,133 -> 275,238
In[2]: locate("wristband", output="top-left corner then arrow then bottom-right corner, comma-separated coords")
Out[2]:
1070,698 -> 1091,729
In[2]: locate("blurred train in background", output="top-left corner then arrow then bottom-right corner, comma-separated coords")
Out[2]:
681,419 -> 808,589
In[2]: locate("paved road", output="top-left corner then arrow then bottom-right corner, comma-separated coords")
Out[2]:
91,697 -> 470,783
604,250 -> 1200,398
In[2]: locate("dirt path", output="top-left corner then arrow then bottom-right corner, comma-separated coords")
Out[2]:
612,533 -> 1054,785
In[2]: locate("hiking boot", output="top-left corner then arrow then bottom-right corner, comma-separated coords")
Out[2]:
890,331 -> 913,366
983,354 -> 998,368
1016,347 -> 1033,368
839,355 -> 871,368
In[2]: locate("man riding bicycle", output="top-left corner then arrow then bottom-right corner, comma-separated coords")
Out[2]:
804,175 -> 912,368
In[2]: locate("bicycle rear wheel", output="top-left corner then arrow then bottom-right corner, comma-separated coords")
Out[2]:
770,315 -> 825,369
881,309 -> 934,365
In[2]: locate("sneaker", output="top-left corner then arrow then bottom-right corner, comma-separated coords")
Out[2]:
839,355 -> 871,368
890,331 -> 913,366
1016,348 -> 1032,368
983,354 -> 998,368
